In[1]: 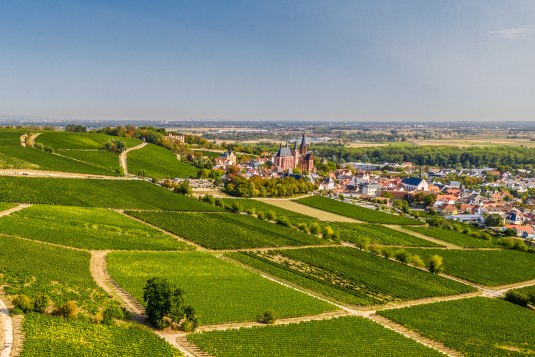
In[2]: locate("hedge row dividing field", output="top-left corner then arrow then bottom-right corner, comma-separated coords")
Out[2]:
228,247 -> 474,306
333,223 -> 441,247
0,147 -> 119,176
188,316 -> 443,357
296,196 -> 423,225
379,297 -> 535,356
405,226 -> 499,248
0,176 -> 222,210
126,211 -> 329,249
107,251 -> 336,325
21,313 -> 179,357
127,143 -> 198,179
221,198 -> 315,223
0,205 -> 192,251
35,132 -> 142,149
406,248 -> 535,286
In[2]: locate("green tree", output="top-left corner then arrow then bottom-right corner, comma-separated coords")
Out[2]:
143,277 -> 190,329
428,255 -> 444,274
484,213 -> 503,227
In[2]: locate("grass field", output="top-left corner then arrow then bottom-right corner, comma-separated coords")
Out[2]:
228,248 -> 474,306
221,198 -> 315,223
107,251 -> 336,325
126,211 -> 328,249
0,205 -> 192,251
0,147 -> 119,175
406,249 -> 535,286
333,223 -> 441,247
296,196 -> 423,225
188,316 -> 442,357
0,176 -> 222,210
127,144 -> 198,178
405,226 -> 499,248
0,235 -> 110,314
379,297 -> 535,356
35,132 -> 142,149
21,314 -> 179,357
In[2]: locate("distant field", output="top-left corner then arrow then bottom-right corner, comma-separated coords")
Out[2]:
0,235 -> 110,314
405,226 -> 499,248
188,316 -> 442,357
0,147 -> 118,175
127,143 -> 198,178
21,314 -> 178,357
334,223 -> 441,247
228,247 -> 474,306
107,251 -> 336,325
410,138 -> 535,148
0,205 -> 192,251
36,132 -> 142,149
222,198 -> 315,223
406,249 -> 535,286
379,297 -> 535,356
296,196 -> 423,225
0,176 -> 222,210
126,211 -> 328,249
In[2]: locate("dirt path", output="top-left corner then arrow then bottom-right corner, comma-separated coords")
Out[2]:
120,142 -> 147,176
367,313 -> 463,357
0,297 -> 13,357
386,225 -> 464,249
19,133 -> 40,148
255,198 -> 363,222
0,204 -> 31,218
0,169 -> 132,180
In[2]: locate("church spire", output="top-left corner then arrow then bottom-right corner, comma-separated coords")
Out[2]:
299,132 -> 307,155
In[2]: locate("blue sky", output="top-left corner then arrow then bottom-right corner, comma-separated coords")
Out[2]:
1,1 -> 534,122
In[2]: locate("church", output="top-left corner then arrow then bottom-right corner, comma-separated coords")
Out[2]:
273,134 -> 314,173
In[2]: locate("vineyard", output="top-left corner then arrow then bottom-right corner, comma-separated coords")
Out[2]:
227,247 -> 474,306
0,176 -> 222,210
406,248 -> 535,286
296,196 -> 423,225
0,205 -> 192,251
126,211 -> 328,249
107,251 -> 336,325
57,149 -> 122,174
127,143 -> 198,178
378,297 -> 535,356
0,129 -> 26,146
405,226 -> 499,248
35,131 -> 142,149
221,198 -> 315,223
333,223 -> 441,247
188,316 -> 442,357
0,202 -> 16,211
21,313 -> 180,357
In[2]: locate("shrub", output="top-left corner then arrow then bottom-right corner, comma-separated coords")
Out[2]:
32,294 -> 50,313
429,255 -> 444,274
265,210 -> 277,221
258,310 -> 278,324
102,304 -> 125,325
411,255 -> 425,268
308,222 -> 321,235
276,217 -> 292,227
12,295 -> 32,314
54,301 -> 80,318
394,250 -> 411,264
256,211 -> 265,220
505,291 -> 530,307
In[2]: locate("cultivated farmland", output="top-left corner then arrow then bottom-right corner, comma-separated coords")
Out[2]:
0,176 -> 222,210
296,196 -> 423,225
228,247 -> 474,306
221,198 -> 315,223
127,211 -> 328,249
379,297 -> 535,356
0,205 -> 192,251
333,223 -> 441,247
405,226 -> 499,248
35,131 -> 142,149
127,143 -> 198,178
107,251 -> 337,325
188,316 -> 442,357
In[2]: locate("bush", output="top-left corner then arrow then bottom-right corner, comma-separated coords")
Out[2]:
12,295 -> 32,314
394,249 -> 411,264
33,294 -> 50,313
54,301 -> 80,318
505,291 -> 530,307
265,210 -> 277,221
102,304 -> 125,325
411,255 -> 425,268
296,223 -> 309,233
429,255 -> 444,274
256,211 -> 265,220
276,217 -> 292,227
258,310 -> 278,324
308,222 -> 321,235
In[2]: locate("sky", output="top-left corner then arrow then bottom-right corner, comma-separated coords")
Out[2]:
1,0 -> 534,122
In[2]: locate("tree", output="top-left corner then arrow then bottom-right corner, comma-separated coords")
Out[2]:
65,124 -> 87,132
484,213 -> 503,227
258,310 -> 278,324
104,139 -> 126,154
174,181 -> 192,195
504,291 -> 530,307
428,255 -> 444,274
143,277 -> 196,329
423,194 -> 436,206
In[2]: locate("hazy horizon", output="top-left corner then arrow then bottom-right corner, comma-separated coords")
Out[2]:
1,1 -> 534,122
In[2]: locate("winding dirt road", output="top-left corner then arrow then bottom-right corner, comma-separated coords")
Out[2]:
120,142 -> 147,176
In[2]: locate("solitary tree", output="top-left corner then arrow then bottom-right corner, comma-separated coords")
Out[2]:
428,255 -> 444,274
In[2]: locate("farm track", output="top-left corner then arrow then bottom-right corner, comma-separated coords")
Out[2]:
9,316 -> 23,357
0,205 -> 31,218
120,142 -> 147,176
0,297 -> 13,357
255,198 -> 363,222
0,169 -> 131,180
19,133 -> 40,148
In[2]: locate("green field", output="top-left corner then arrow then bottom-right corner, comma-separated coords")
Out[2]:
510,284 -> 535,297
221,199 -> 315,223
0,130 -> 25,146
127,211 -> 328,249
188,316 -> 442,357
228,247 -> 474,306
296,196 -> 423,225
127,144 -> 198,178
21,313 -> 179,357
406,248 -> 535,286
0,235 -> 110,314
57,149 -> 122,174
36,132 -> 142,149
379,297 -> 535,356
0,205 -> 192,251
334,223 -> 441,247
107,251 -> 336,325
0,176 -> 222,210
405,226 -> 499,248
0,202 -> 16,211
0,146 -> 119,175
